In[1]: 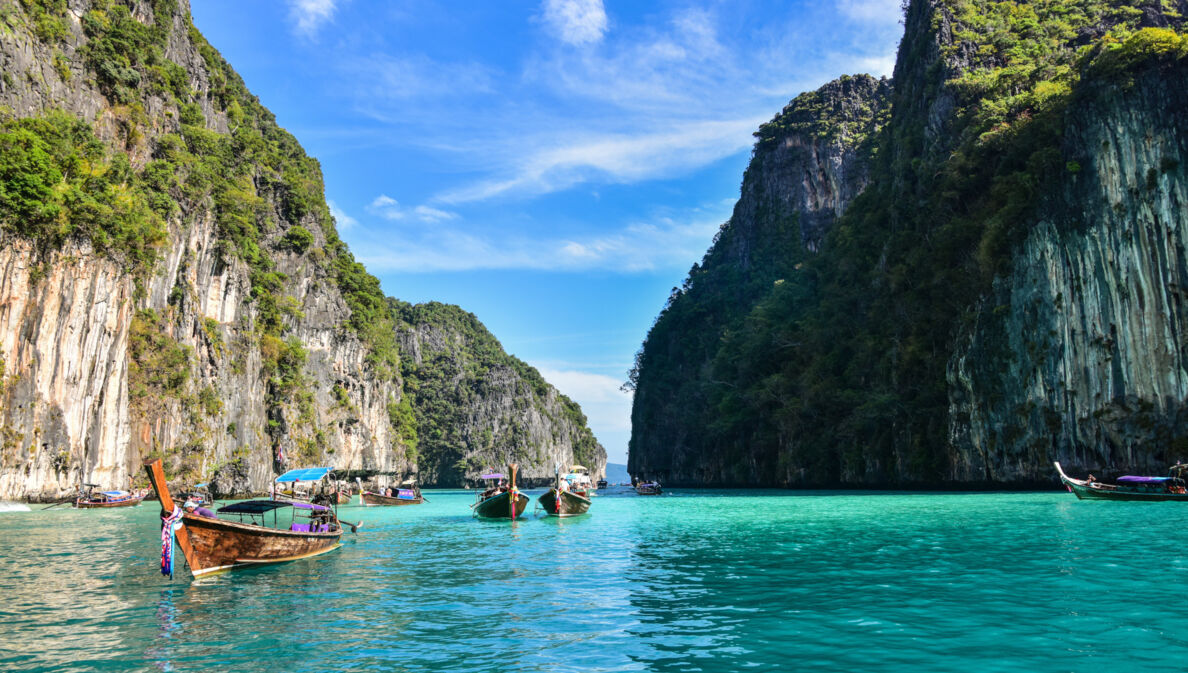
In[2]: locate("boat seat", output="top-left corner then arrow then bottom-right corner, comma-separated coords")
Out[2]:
290,523 -> 311,532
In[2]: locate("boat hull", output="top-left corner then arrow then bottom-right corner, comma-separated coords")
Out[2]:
474,490 -> 529,519
360,491 -> 422,506
75,494 -> 146,508
538,488 -> 591,517
180,514 -> 342,577
635,485 -> 662,495
1055,462 -> 1188,502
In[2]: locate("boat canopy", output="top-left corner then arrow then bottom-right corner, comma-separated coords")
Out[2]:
400,478 -> 416,486
571,465 -> 587,471
275,467 -> 333,483
480,473 -> 505,480
102,490 -> 129,497
290,501 -> 330,512
1118,475 -> 1170,484
218,500 -> 293,514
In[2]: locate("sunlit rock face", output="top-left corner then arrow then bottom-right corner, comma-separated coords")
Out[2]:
0,0 -> 602,499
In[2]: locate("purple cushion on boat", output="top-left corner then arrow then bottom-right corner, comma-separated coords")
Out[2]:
1117,476 -> 1170,483
291,523 -> 311,532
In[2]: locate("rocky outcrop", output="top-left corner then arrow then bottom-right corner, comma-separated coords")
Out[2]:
627,75 -> 891,484
948,63 -> 1188,480
629,0 -> 1188,487
0,0 -> 603,499
398,303 -> 605,487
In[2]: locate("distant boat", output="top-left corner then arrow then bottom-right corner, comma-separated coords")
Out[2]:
634,481 -> 662,496
596,478 -> 608,489
271,466 -> 343,507
473,464 -> 529,519
144,458 -> 345,579
1055,461 -> 1188,501
74,484 -> 148,508
359,477 -> 423,506
538,464 -> 592,517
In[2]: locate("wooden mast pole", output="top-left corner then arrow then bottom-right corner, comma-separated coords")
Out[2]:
143,458 -> 199,573
509,463 -> 518,520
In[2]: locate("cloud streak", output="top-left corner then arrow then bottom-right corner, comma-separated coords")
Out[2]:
337,200 -> 730,273
288,0 -> 337,36
541,0 -> 608,46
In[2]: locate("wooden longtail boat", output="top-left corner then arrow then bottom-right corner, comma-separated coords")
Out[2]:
74,484 -> 148,508
538,465 -> 592,517
473,463 -> 529,519
1055,461 -> 1188,502
144,459 -> 343,579
359,478 -> 423,506
634,481 -> 662,496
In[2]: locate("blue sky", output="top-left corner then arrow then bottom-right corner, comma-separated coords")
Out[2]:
190,0 -> 905,464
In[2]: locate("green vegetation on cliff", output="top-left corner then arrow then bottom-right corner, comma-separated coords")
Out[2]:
630,0 -> 1188,485
399,301 -> 601,484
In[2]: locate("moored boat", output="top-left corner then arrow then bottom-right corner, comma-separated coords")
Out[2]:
1055,461 -> 1188,501
538,465 -> 591,517
473,464 -> 529,519
596,478 -> 608,489
359,478 -> 423,506
74,484 -> 148,508
634,480 -> 662,496
144,458 -> 345,579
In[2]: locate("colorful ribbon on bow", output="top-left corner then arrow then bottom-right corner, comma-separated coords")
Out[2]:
161,505 -> 183,578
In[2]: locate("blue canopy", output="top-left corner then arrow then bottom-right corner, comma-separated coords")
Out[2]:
275,467 -> 333,483
1118,475 -> 1170,484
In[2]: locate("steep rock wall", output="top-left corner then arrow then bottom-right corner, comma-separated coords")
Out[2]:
0,0 -> 602,499
949,63 -> 1188,480
627,75 -> 891,484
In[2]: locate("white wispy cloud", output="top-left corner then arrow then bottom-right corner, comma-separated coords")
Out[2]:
535,366 -> 633,431
435,117 -> 765,204
288,0 -> 337,36
366,195 -> 459,224
541,0 -> 608,46
328,200 -> 357,229
350,54 -> 496,105
335,200 -> 729,273
836,0 -> 904,24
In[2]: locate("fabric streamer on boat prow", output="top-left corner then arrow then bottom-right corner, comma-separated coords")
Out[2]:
0,502 -> 31,512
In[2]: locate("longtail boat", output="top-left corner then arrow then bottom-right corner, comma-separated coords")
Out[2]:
359,477 -> 423,506
634,481 -> 662,495
74,484 -> 148,508
1055,461 -> 1188,501
538,465 -> 592,517
144,459 -> 344,579
472,464 -> 529,519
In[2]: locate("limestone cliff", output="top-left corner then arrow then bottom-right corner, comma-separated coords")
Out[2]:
397,302 -> 605,487
629,0 -> 1188,486
627,75 -> 891,483
0,0 -> 603,499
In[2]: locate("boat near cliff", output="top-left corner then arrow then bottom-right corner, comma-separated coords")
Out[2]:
634,481 -> 662,496
359,478 -> 423,506
473,464 -> 529,519
74,485 -> 148,509
1054,462 -> 1188,502
145,459 -> 344,579
538,465 -> 592,517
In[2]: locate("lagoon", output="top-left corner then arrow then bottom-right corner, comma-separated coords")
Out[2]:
0,488 -> 1185,672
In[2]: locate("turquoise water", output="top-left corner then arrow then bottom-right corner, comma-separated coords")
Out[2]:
1,488 -> 1187,672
